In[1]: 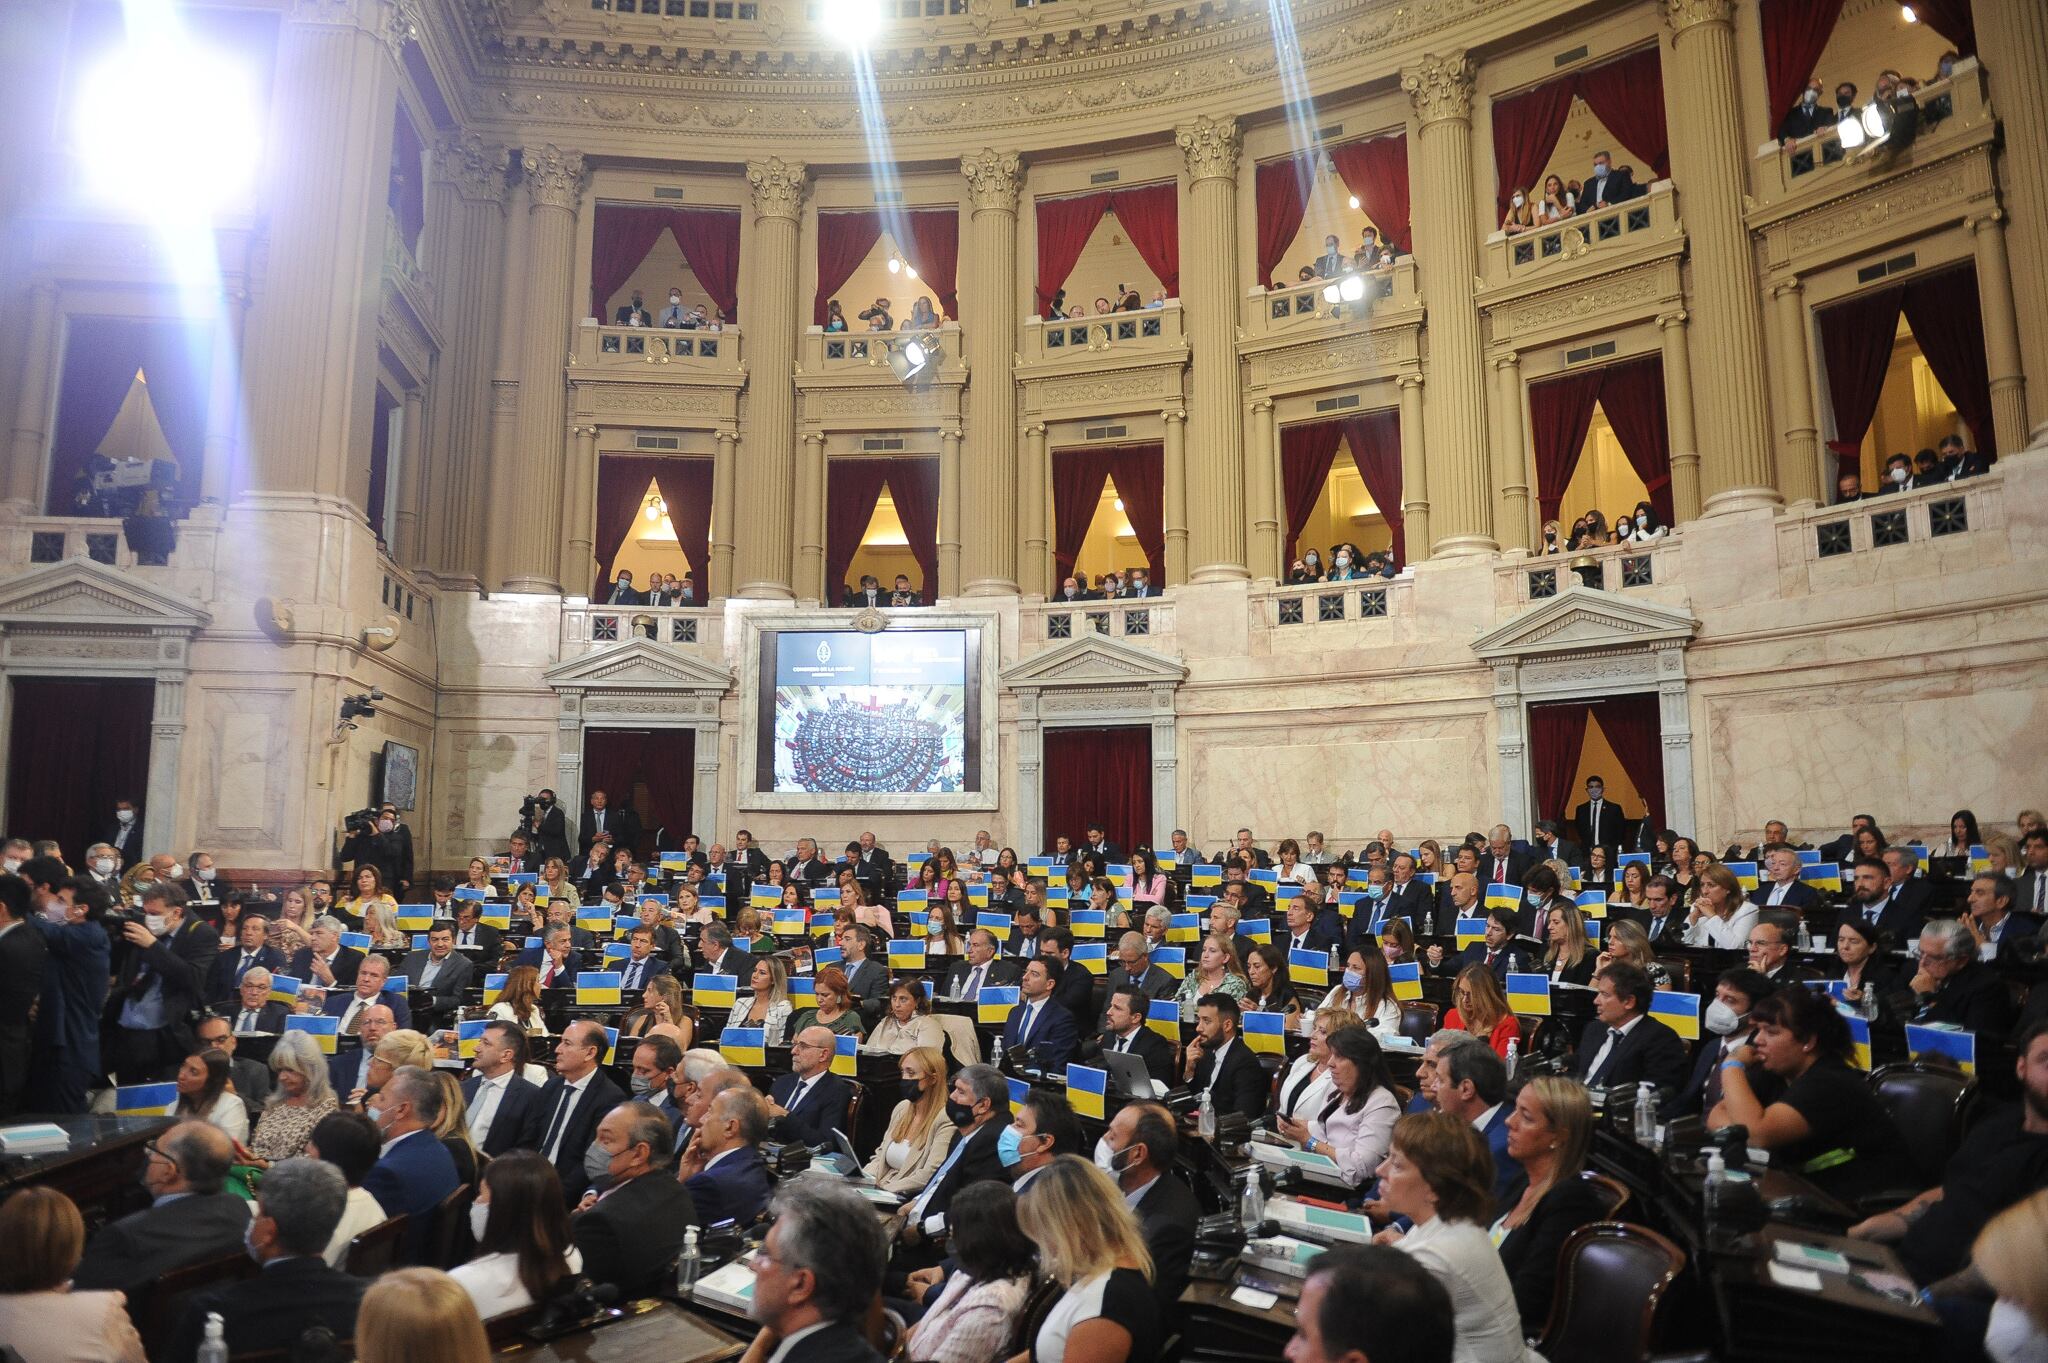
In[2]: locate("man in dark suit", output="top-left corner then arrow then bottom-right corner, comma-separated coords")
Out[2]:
572,1102 -> 697,1295
615,926 -> 674,995
1531,820 -> 1585,874
1935,432 -> 1994,482
207,914 -> 287,1004
682,1079 -> 776,1227
943,930 -> 1020,999
222,971 -> 289,1036
1640,875 -> 1687,949
847,574 -> 886,608
0,876 -> 48,1114
1910,918 -> 2018,1035
1965,872 -> 2044,959
1004,957 -> 1081,1069
1746,912 -> 1809,988
1571,963 -> 1688,1093
695,921 -> 747,982
72,1121 -> 250,1293
1581,150 -> 1642,208
1571,776 -> 1627,855
1433,1041 -> 1522,1205
1477,826 -> 1534,891
521,1019 -> 629,1202
1383,853 -> 1434,927
614,290 -> 652,326
361,1065 -> 460,1262
450,900 -> 504,956
521,791 -> 573,864
16,858 -> 109,1115
397,920 -> 475,1012
108,884 -> 219,1082
287,916 -> 364,992
167,1158 -> 365,1363
572,837 -> 618,897
769,1026 -> 857,1147
194,1014 -> 272,1107
850,832 -> 892,893
1184,994 -> 1269,1122
752,1181 -> 892,1363
1102,1102 -> 1198,1313
462,1021 -> 545,1156
1078,822 -> 1118,863
578,788 -> 642,858
1278,898 -> 1339,959
1748,846 -> 1821,914
1123,567 -> 1157,598
2013,830 -> 2048,921
1454,908 -> 1531,983
504,831 -> 544,876
833,925 -> 889,1012
725,829 -> 773,880
1673,968 -> 1779,1118
786,837 -> 835,886
323,954 -> 412,1032
888,574 -> 921,607
1816,814 -> 1879,866
899,1065 -> 1014,1248
328,1004 -> 396,1103
1098,986 -> 1176,1088
513,925 -> 581,989
1778,78 -> 1830,142
1102,935 -> 1176,1016
1034,932 -> 1097,1025
105,797 -> 145,866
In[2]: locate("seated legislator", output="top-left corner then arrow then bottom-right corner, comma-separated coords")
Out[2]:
1492,1077 -> 1606,1328
1455,909 -> 1533,984
1242,943 -> 1302,1021
1708,982 -> 1914,1203
866,980 -> 947,1055
1182,993 -> 1270,1123
791,966 -> 867,1039
901,1184 -> 1036,1363
360,1065 -> 461,1262
1002,957 -> 1081,1069
1445,965 -> 1523,1059
737,1181 -> 891,1363
864,1045 -> 957,1195
1910,917 -> 2021,1037
1673,968 -> 1782,1118
570,1102 -> 696,1298
1098,985 -> 1177,1089
1320,949 -> 1402,1033
173,1049 -> 250,1145
1684,864 -> 1759,950
1291,1026 -> 1403,1191
1015,1156 -> 1161,1363
305,1111 -> 389,1268
449,1151 -> 582,1320
768,1025 -> 857,1147
943,928 -> 1021,1000
1429,1039 -> 1520,1206
71,1120 -> 249,1294
1098,1102 -> 1200,1314
397,920 -> 475,1011
249,1030 -> 341,1163
1275,1009 -> 1364,1129
1569,963 -> 1688,1094
1283,1244 -> 1455,1363
0,1186 -> 147,1363
519,1020 -> 628,1203
897,1064 -> 1014,1248
681,1076 -> 775,1227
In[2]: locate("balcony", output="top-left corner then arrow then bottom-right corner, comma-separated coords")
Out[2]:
800,322 -> 962,377
1481,181 -> 1682,290
1021,302 -> 1185,366
1753,59 -> 1991,210
1241,258 -> 1420,341
561,601 -> 725,657
1,511 -> 220,603
1021,597 -> 1176,652
1506,536 -> 1681,605
575,320 -> 743,375
1258,577 -> 1409,630
1779,471 -> 2005,586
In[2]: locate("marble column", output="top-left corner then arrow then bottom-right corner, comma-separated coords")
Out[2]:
1401,54 -> 1496,555
4,280 -> 58,508
1247,398 -> 1278,581
938,424 -> 963,599
960,151 -> 1023,595
794,432 -> 825,602
481,177 -> 531,593
565,423 -> 599,593
1658,310 -> 1709,517
1975,0 -> 2048,443
393,388 -> 426,565
1161,408 -> 1188,584
1492,354 -> 1531,549
1396,373 -> 1431,564
505,145 -> 583,596
1765,286 -> 1821,505
709,430 -> 737,598
1175,116 -> 1250,582
1021,422 -> 1049,598
197,286 -> 249,508
424,133 -> 509,582
1662,0 -> 1778,512
1969,210 -> 2030,455
736,158 -> 805,599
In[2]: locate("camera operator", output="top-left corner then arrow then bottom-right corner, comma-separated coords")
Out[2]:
337,805 -> 411,898
517,791 -> 571,865
107,883 -> 219,1083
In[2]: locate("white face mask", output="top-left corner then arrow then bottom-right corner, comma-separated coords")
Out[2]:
469,1202 -> 491,1241
1890,467 -> 1909,483
169,863 -> 185,881
669,294 -> 681,305
1512,193 -> 1525,207
1985,1300 -> 2042,1363
0,858 -> 17,874
379,819 -> 396,833
1092,1135 -> 1126,1176
144,913 -> 168,935
1335,555 -> 1351,568
93,857 -> 115,875
1802,89 -> 1819,105
1636,515 -> 1650,528
41,900 -> 69,925
1704,1000 -> 1744,1036
196,867 -> 215,882
116,809 -> 135,824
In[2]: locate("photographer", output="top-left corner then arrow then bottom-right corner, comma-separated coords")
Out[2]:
337,805 -> 410,897
107,884 -> 218,1083
517,791 -> 571,864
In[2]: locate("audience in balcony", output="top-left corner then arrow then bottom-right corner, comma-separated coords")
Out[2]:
858,297 -> 894,331
1837,470 -> 1868,504
1621,502 -> 1667,543
823,299 -> 849,333
1537,175 -> 1575,224
1580,150 -> 1646,209
907,297 -> 940,330
1938,433 -> 1994,482
1501,189 -> 1536,235
1779,79 -> 1832,145
1288,543 -> 1398,582
603,570 -> 643,606
613,290 -> 653,327
1313,235 -> 1348,278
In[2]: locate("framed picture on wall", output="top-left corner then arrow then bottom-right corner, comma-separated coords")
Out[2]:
380,740 -> 420,812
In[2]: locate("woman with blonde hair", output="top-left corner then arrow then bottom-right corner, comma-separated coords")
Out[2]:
1444,965 -> 1521,1058
863,1045 -> 956,1194
1597,917 -> 1670,988
1684,863 -> 1757,950
1502,185 -> 1539,234
1273,1008 -> 1363,1127
1494,1076 -> 1604,1327
1011,1156 -> 1158,1363
1173,932 -> 1250,1006
362,899 -> 408,949
345,1029 -> 432,1113
249,1030 -> 340,1163
427,1070 -> 482,1187
739,955 -> 794,1045
463,858 -> 497,895
487,964 -> 551,1035
539,858 -> 580,909
0,1186 -> 146,1363
622,972 -> 688,1041
1415,840 -> 1447,877
357,1267 -> 491,1363
269,884 -> 317,955
1542,904 -> 1594,986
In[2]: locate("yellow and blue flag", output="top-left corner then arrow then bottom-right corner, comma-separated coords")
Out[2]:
659,853 -> 692,874
1107,863 -> 1134,886
896,889 -> 929,911
453,886 -> 487,902
977,985 -> 1019,1024
1168,913 -> 1200,943
699,896 -> 727,917
576,972 -> 622,1006
394,905 -> 434,932
1070,909 -> 1108,939
1153,946 -> 1187,979
1649,990 -> 1699,1041
1046,883 -> 1071,908
1968,844 -> 1990,874
1235,918 -> 1271,944
811,888 -> 842,909
482,973 -> 507,1006
1067,1064 -> 1108,1119
1027,857 -> 1059,876
479,903 -> 512,929
1241,1011 -> 1287,1055
1725,861 -> 1760,891
693,973 -> 738,1008
1905,1024 -> 1976,1074
771,908 -> 808,937
976,911 -> 1014,943
1506,973 -> 1552,1016
1147,998 -> 1181,1040
1796,849 -> 1823,867
1455,918 -> 1490,949
889,939 -> 927,970
905,910 -> 930,939
268,974 -> 303,1008
115,1082 -> 178,1117
1415,872 -> 1439,887
1800,863 -> 1843,891
1336,891 -> 1367,920
1191,864 -> 1223,888
786,976 -> 816,1003
1275,883 -> 1304,901
812,946 -> 843,969
1007,1076 -> 1030,1116
1249,867 -> 1280,889
1485,885 -> 1521,913
1574,890 -> 1606,918
751,887 -> 784,910
1583,919 -> 1602,944
967,884 -> 990,908
286,1014 -> 340,1055
1388,961 -> 1423,1001
1289,948 -> 1331,988
718,1025 -> 766,1067
1846,1014 -> 1873,1070
1072,942 -> 1108,976
599,1026 -> 620,1065
338,931 -> 372,950
603,941 -> 632,963
456,1018 -> 488,1059
1617,853 -> 1651,869
1346,867 -> 1375,888
831,1034 -> 858,1077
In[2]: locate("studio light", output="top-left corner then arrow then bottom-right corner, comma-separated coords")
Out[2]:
1320,273 -> 1367,306
1348,195 -> 1362,210
75,36 -> 261,217
1861,101 -> 1890,140
819,0 -> 885,50
887,257 -> 902,274
886,334 -> 941,385
1835,108 -> 1867,150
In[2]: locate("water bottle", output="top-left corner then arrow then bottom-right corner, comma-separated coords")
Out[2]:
1238,1167 -> 1266,1226
675,1227 -> 701,1296
196,1313 -> 229,1363
1503,1039 -> 1519,1082
990,1035 -> 1005,1069
1327,944 -> 1340,974
1701,1150 -> 1728,1226
1198,1090 -> 1216,1140
1633,1083 -> 1659,1146
1795,919 -> 1813,952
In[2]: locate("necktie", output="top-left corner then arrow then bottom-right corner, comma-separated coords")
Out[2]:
625,961 -> 642,990
541,1083 -> 578,1161
2036,877 -> 2045,913
788,1078 -> 810,1113
1485,949 -> 1497,967
238,1009 -> 256,1033
343,999 -> 364,1035
238,953 -> 255,979
965,965 -> 985,999
1116,1033 -> 1131,1053
542,959 -> 557,988
1020,1002 -> 1038,1046
468,1077 -> 501,1139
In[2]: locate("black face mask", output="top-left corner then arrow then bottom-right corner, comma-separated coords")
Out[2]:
901,1079 -> 924,1106
945,1098 -> 978,1128
1836,94 -> 1854,109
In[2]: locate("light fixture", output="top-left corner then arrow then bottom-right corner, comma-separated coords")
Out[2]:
75,35 -> 262,217
1861,101 -> 1890,140
1114,498 -> 1125,513
1900,4 -> 1917,21
644,496 -> 667,521
886,333 -> 942,385
887,258 -> 902,274
1320,273 -> 1367,306
819,0 -> 885,50
1835,108 -> 1867,149
1348,195 -> 1361,210
905,265 -> 918,279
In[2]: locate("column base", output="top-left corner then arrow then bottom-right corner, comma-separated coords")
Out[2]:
1701,485 -> 1783,516
962,578 -> 1020,597
1188,562 -> 1251,584
1429,534 -> 1501,558
499,575 -> 564,596
735,581 -> 796,601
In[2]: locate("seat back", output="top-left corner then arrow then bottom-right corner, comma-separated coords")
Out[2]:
1869,1062 -> 1973,1183
137,1249 -> 260,1358
343,1214 -> 409,1278
427,1181 -> 474,1270
934,1011 -> 981,1066
1580,1170 -> 1630,1220
1398,1001 -> 1440,1043
1537,1221 -> 1687,1363
842,1079 -> 866,1141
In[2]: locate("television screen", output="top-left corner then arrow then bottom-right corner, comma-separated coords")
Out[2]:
757,629 -> 979,795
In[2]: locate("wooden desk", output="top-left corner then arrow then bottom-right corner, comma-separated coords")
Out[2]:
0,1114 -> 172,1231
492,1300 -> 745,1363
1175,1277 -> 1296,1362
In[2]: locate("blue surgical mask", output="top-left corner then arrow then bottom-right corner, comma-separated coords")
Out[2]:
996,1125 -> 1026,1168
1342,969 -> 1364,991
1594,163 -> 1610,178
1526,890 -> 1544,906
1365,885 -> 1385,899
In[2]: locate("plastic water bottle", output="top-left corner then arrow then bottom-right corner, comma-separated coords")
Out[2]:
197,1313 -> 228,1363
1701,1150 -> 1728,1225
990,1035 -> 1005,1069
675,1227 -> 701,1296
1633,1083 -> 1659,1146
1238,1168 -> 1266,1227
1198,1090 -> 1216,1140
1327,944 -> 1340,974
1795,919 -> 1813,952
1503,1039 -> 1520,1082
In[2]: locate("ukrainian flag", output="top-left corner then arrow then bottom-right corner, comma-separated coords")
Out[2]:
693,973 -> 739,1008
1649,990 -> 1699,1041
1505,973 -> 1551,1016
1147,998 -> 1181,1040
719,1025 -> 767,1067
1796,849 -> 1823,867
1414,872 -> 1440,887
1275,883 -> 1304,901
1485,885 -> 1521,913
699,896 -> 727,916
575,972 -> 622,1006
1236,918 -> 1272,944
896,889 -> 929,910
268,975 -> 303,1008
905,909 -> 930,939
812,947 -> 843,968
482,973 -> 507,1006
603,940 -> 632,965
1072,942 -> 1108,976
812,888 -> 842,909
1800,863 -> 1843,891
114,1082 -> 178,1117
534,886 -> 551,906
453,886 -> 487,902
703,873 -> 726,890
1564,867 -> 1583,891
751,887 -> 783,909
1191,864 -> 1223,888
407,934 -> 429,952
1153,946 -> 1187,979
1388,961 -> 1423,1001
967,884 -> 990,908
338,931 -> 372,950
479,904 -> 512,929
831,1034 -> 859,1077
599,1026 -> 621,1065
1007,1076 -> 1030,1116
786,976 -> 816,1003
1346,867 -> 1374,888
1067,1064 -> 1108,1119
977,985 -> 1019,1024
1070,909 -> 1108,939
1336,891 -> 1367,919
1905,1024 -> 1976,1074
907,853 -> 930,870
1725,861 -> 1760,891
394,904 -> 434,932
1027,857 -> 1058,876
1185,894 -> 1217,913
772,908 -> 808,937
1574,890 -> 1607,918
1617,853 -> 1651,868
976,911 -> 1014,943
1968,844 -> 1990,874
889,939 -> 927,970
1047,883 -> 1071,907
659,853 -> 692,874
1584,920 -> 1602,944
386,975 -> 410,994
456,1018 -> 488,1059
1289,948 -> 1331,988
509,871 -> 537,888
1168,913 -> 1200,943
1249,867 -> 1280,889
1846,1014 -> 1873,1071
286,1014 -> 340,1055
1241,1011 -> 1287,1056
1455,918 -> 1490,949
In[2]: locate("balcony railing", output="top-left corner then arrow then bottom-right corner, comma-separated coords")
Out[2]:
1788,472 -> 1999,565
1508,536 -> 1679,602
1754,59 -> 1988,203
575,320 -> 743,373
800,322 -> 962,375
383,210 -> 431,308
562,601 -> 723,654
1483,181 -> 1680,286
1243,259 -> 1418,338
1022,596 -> 1175,648
3,511 -> 220,597
1022,301 -> 1184,363
1259,577 -> 1407,628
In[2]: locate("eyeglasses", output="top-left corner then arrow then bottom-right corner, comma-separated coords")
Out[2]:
791,1039 -> 833,1052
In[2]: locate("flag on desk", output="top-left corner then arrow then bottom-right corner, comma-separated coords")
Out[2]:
599,1026 -> 620,1065
1796,849 -> 1823,867
703,873 -> 726,891
1070,909 -> 1107,939
603,941 -> 631,964
699,896 -> 727,916
1906,1024 -> 1976,1074
1800,863 -> 1843,891
907,853 -> 930,871
1649,990 -> 1700,1041
1072,942 -> 1108,976
1241,1011 -> 1287,1056
456,1018 -> 488,1059
1235,918 -> 1271,944
115,1082 -> 179,1117
453,886 -> 488,902
831,1034 -> 859,1077
1008,1076 -> 1030,1116
719,1026 -> 767,1067
896,889 -> 929,912
1346,867 -> 1374,888
385,975 -> 410,995
1249,867 -> 1280,889
482,973 -> 507,1006
338,931 -> 372,951
409,935 -> 430,951
576,972 -> 622,1006
1191,864 -> 1223,888
1505,973 -> 1551,1016
889,939 -> 927,970
286,1014 -> 340,1055
1388,961 -> 1423,1001
1288,948 -> 1331,988
1148,998 -> 1181,1041
977,985 -> 1019,1025
659,854 -> 692,874
1415,871 -> 1441,887
1153,946 -> 1187,979
811,888 -> 842,909
1168,913 -> 1200,943
1027,857 -> 1059,877
1845,1014 -> 1872,1071
1574,891 -> 1607,918
771,909 -> 807,937
751,887 -> 783,910
1107,863 -> 1133,886
1583,919 -> 1602,944
976,911 -> 1014,943
394,905 -> 434,932
1618,853 -> 1651,868
1455,918 -> 1490,950
1067,1064 -> 1108,1119
1336,891 -> 1368,920
1968,844 -> 1990,874
812,947 -> 843,969
905,910 -> 930,939
508,871 -> 538,889
1275,883 -> 1305,902
479,903 -> 512,929
268,974 -> 303,1008
786,976 -> 816,1003
693,974 -> 738,1009
967,885 -> 991,909
1725,861 -> 1760,891
1047,883 -> 1071,908
1484,885 -> 1520,913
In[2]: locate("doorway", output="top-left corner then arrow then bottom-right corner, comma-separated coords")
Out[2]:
1525,694 -> 1666,844
582,727 -> 695,858
6,677 -> 156,863
1042,725 -> 1154,858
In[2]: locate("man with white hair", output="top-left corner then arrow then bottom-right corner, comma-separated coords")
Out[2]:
1910,918 -> 2017,1035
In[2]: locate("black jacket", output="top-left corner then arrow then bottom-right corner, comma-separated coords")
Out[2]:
1478,850 -> 1535,889
168,1256 -> 365,1363
778,1321 -> 885,1363
1099,1026 -> 1177,1088
768,1070 -> 855,1147
572,1172 -> 697,1297
1049,961 -> 1097,1021
579,806 -> 642,856
111,916 -> 220,1054
1496,1175 -> 1613,1327
1571,1015 -> 1689,1093
397,948 -> 475,1007
1915,962 -> 2017,1037
520,1069 -> 629,1200
71,1191 -> 251,1293
1133,1171 -> 1199,1314
1572,798 -> 1628,851
1191,1037 -> 1269,1121
918,1118 -> 1013,1229
462,1072 -> 546,1158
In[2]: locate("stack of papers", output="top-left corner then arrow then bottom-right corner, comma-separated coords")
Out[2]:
1248,1140 -> 1352,1190
693,1259 -> 757,1313
0,1124 -> 71,1155
1268,1196 -> 1375,1245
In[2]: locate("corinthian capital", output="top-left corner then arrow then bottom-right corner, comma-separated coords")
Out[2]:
521,145 -> 586,211
435,132 -> 510,204
289,0 -> 416,55
1662,0 -> 1734,34
1175,116 -> 1240,182
1401,52 -> 1476,126
960,150 -> 1022,212
746,158 -> 808,221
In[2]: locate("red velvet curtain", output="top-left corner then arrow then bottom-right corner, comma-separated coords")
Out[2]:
902,209 -> 961,321
1901,264 -> 1995,454
1342,409 -> 1407,567
1107,183 -> 1179,298
1254,158 -> 1312,289
1527,703 -> 1592,824
880,457 -> 941,599
591,457 -> 657,600
1588,356 -> 1675,525
1279,421 -> 1345,564
668,208 -> 742,322
582,727 -> 693,859
1043,727 -> 1153,860
588,205 -> 674,319
1330,135 -> 1413,253
1490,78 -> 1577,222
45,318 -> 211,514
813,211 -> 886,326
1575,46 -> 1671,181
1816,284 -> 1907,476
1528,366 -> 1609,522
4,678 -> 156,866
1761,0 -> 1848,126
649,459 -> 715,587
1594,694 -> 1666,833
1102,445 -> 1165,583
1911,0 -> 1974,54
1051,448 -> 1116,579
1035,193 -> 1111,313
823,459 -> 894,601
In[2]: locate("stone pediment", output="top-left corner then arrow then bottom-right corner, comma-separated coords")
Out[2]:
0,557 -> 210,631
545,639 -> 733,692
1470,586 -> 1697,661
1002,634 -> 1187,689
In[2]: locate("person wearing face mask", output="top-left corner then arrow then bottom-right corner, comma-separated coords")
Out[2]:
567,1102 -> 695,1296
1780,77 -> 1830,144
994,1091 -> 1082,1198
107,883 -> 219,1083
613,289 -> 651,327
659,289 -> 688,328
1672,968 -> 1779,1117
82,842 -> 123,892
516,1019 -> 627,1202
175,850 -> 220,906
1875,451 -> 1914,495
358,1065 -> 459,1262
103,797 -> 144,862
864,1046 -> 957,1194
1625,500 -> 1667,542
447,1150 -> 580,1319
1326,545 -> 1362,581
894,1064 -> 1014,1260
1502,186 -> 1536,235
1095,1101 -> 1198,1315
1583,149 -> 1641,208
520,788 -> 572,864
17,861 -> 109,1115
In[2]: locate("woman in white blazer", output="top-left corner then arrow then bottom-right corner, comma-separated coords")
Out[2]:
861,1047 -> 958,1195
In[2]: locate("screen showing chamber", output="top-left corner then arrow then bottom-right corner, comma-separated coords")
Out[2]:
758,630 -> 979,795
